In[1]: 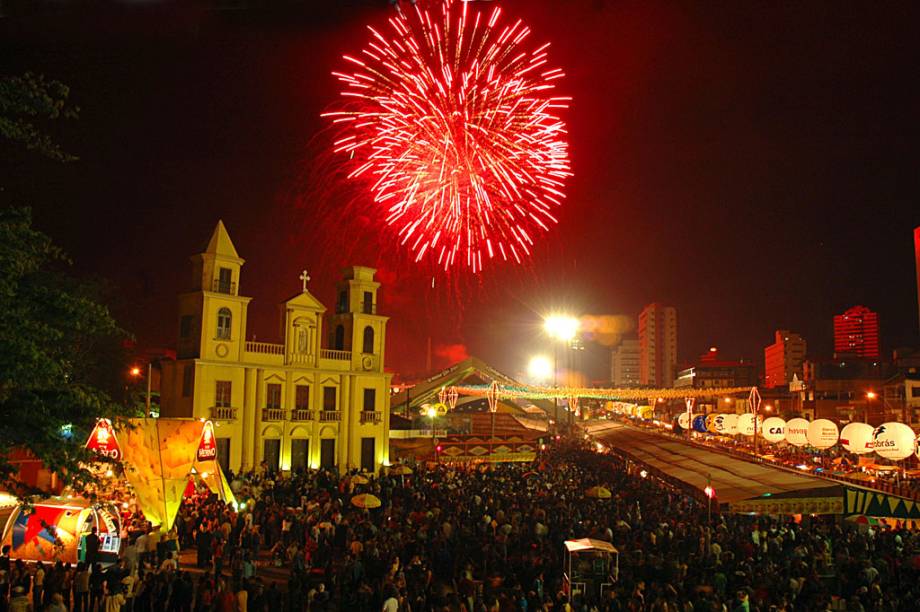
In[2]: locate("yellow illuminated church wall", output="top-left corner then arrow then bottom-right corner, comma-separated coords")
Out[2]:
161,221 -> 391,474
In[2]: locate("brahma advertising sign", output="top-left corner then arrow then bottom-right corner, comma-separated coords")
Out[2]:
85,418 -> 121,461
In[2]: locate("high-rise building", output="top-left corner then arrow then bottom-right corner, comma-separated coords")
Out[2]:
611,338 -> 640,387
833,305 -> 880,359
638,303 -> 678,387
764,330 -> 807,388
914,226 -> 920,334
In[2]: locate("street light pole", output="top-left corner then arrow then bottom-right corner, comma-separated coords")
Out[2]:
553,344 -> 559,435
146,362 -> 153,416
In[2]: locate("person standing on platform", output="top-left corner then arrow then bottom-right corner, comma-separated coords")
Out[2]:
84,529 -> 100,568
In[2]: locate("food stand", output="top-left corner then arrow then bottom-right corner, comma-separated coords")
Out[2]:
563,538 -> 618,605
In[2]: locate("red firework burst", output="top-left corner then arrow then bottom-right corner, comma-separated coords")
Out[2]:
323,0 -> 571,273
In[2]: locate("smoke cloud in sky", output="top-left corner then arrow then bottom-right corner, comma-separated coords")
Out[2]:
579,314 -> 635,347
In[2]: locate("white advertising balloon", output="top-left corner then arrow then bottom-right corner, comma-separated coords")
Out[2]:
677,412 -> 691,430
806,419 -> 839,449
761,417 -> 787,443
737,414 -> 762,437
840,422 -> 875,455
785,418 -> 809,446
722,413 -> 739,435
872,422 -> 917,460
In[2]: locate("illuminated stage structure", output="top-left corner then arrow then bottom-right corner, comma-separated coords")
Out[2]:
86,418 -> 235,532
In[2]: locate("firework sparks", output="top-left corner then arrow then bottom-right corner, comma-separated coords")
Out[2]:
323,0 -> 571,273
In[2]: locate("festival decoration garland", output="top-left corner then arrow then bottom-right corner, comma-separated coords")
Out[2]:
450,384 -> 754,402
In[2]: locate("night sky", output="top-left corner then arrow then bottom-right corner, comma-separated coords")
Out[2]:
2,0 -> 918,381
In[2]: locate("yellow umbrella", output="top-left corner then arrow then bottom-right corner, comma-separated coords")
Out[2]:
391,465 -> 413,476
585,486 -> 612,499
351,494 -> 382,509
351,475 -> 369,485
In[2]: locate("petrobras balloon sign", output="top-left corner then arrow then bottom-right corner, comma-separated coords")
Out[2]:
806,419 -> 839,449
692,415 -> 708,433
840,422 -> 875,454
761,417 -> 787,443
785,418 -> 809,446
677,412 -> 691,430
737,413 -> 762,437
872,422 -> 917,460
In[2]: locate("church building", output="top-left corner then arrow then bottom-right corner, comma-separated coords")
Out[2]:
160,221 -> 391,474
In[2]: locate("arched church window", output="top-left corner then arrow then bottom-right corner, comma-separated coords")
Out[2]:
216,308 -> 232,340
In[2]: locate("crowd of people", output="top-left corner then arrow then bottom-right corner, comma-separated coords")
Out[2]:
2,438 -> 920,611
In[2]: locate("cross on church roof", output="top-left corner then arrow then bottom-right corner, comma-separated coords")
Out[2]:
299,270 -> 310,293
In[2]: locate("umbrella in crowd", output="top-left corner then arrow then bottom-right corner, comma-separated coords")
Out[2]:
350,493 -> 382,509
585,485 -> 612,499
351,475 -> 369,485
390,465 -> 413,476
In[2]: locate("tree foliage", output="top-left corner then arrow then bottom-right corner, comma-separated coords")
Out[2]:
0,206 -> 133,495
0,72 -> 79,162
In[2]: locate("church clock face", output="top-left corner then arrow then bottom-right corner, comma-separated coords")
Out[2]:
215,343 -> 229,358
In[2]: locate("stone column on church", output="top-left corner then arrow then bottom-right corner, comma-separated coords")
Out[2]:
241,367 -> 257,471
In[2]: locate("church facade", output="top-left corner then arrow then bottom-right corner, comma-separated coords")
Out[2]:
160,221 -> 392,474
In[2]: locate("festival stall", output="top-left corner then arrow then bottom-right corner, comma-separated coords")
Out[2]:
563,538 -> 618,606
0,499 -> 121,564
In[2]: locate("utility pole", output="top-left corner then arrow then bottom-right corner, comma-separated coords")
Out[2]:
146,362 -> 153,416
749,387 -> 762,457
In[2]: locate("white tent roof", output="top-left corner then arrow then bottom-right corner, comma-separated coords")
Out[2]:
564,538 -> 618,553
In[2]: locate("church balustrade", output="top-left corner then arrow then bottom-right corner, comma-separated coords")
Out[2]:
290,409 -> 314,422
360,411 -> 382,425
246,341 -> 284,355
320,349 -> 352,361
287,352 -> 314,365
261,408 -> 285,422
319,411 -> 341,422
211,406 -> 238,421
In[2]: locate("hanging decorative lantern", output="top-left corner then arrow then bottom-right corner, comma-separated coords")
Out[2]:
748,387 -> 761,415
486,381 -> 500,413
447,387 -> 458,411
438,386 -> 447,406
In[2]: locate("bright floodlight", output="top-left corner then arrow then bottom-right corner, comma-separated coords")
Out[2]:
528,355 -> 553,382
544,314 -> 580,342
426,406 -> 437,419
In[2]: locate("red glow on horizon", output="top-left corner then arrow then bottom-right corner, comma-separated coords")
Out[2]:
324,0 -> 571,275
